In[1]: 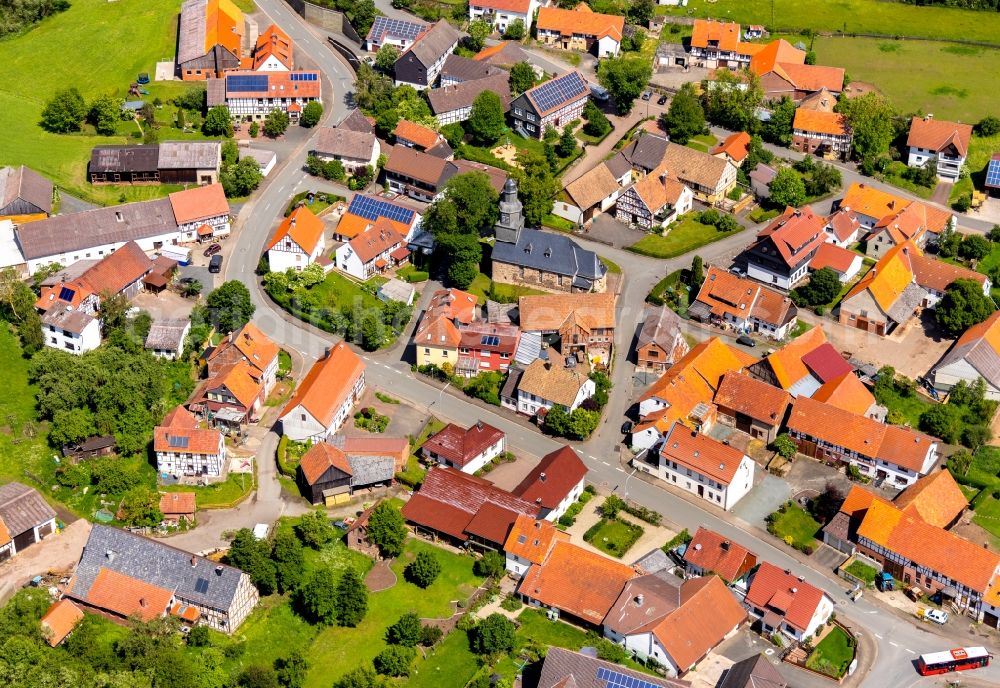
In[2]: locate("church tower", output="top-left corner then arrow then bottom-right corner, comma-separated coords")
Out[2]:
494,177 -> 524,245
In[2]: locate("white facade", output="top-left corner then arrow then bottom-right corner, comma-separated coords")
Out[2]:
746,260 -> 809,291
630,425 -> 663,452
255,55 -> 290,72
268,234 -> 327,273
43,314 -> 101,355
596,35 -> 620,58
313,140 -> 380,175
516,378 -> 595,416
907,146 -> 965,181
749,593 -> 835,641
148,322 -> 191,360
847,450 -> 938,489
468,1 -> 536,33
425,435 -> 505,474
156,437 -> 227,477
226,95 -> 319,122
335,237 -> 403,280
0,515 -> 56,561
656,452 -> 755,510
545,477 -> 585,521
933,361 -> 1000,400
281,371 -> 365,442
505,551 -> 533,577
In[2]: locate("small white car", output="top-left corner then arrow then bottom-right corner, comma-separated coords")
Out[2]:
924,609 -> 949,624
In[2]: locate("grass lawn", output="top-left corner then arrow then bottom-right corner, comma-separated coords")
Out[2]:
768,502 -> 821,550
310,272 -> 382,311
627,213 -> 744,259
685,134 -> 718,153
812,37 -> 1000,122
971,495 -> 1000,546
806,626 -> 856,679
789,320 -> 813,339
0,326 -> 52,495
408,627 -> 480,688
875,384 -> 934,427
466,271 -> 546,304
844,559 -> 878,585
952,131 -> 1000,204
542,213 -> 579,232
657,0 -> 1000,44
583,518 -> 644,559
879,161 -> 935,200
397,265 -> 429,283
599,256 -> 622,274
0,0 -> 229,205
162,472 -> 253,508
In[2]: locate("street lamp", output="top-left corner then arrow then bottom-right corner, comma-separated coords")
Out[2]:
623,466 -> 638,501
429,381 -> 451,413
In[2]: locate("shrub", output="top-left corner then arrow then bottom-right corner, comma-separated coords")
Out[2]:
474,551 -> 506,579
773,433 -> 797,458
470,613 -> 516,655
500,594 -> 523,612
373,645 -> 415,676
386,612 -> 422,647
420,624 -> 443,647
405,551 -> 441,588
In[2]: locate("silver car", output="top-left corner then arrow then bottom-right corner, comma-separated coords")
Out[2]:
924,609 -> 948,624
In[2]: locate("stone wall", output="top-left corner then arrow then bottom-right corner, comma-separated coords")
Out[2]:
283,0 -> 361,43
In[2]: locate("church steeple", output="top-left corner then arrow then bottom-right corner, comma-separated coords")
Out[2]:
494,177 -> 524,245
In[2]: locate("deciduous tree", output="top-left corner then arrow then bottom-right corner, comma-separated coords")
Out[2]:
204,281 -> 255,333
373,645 -> 415,677
467,91 -> 506,145
227,528 -> 277,595
503,18 -> 525,40
703,69 -> 762,132
405,550 -> 441,588
375,44 -> 399,72
470,613 -> 516,655
663,85 -> 704,144
935,278 -> 996,336
386,612 -> 422,647
769,168 -> 806,208
297,567 -> 339,625
366,502 -> 408,557
334,567 -> 369,627
89,94 -> 122,136
836,92 -> 895,160
263,109 -> 290,137
300,101 -> 323,127
466,19 -> 491,52
509,61 -> 536,94
40,87 -> 86,133
295,509 -> 336,549
597,57 -> 653,115
203,106 -> 234,137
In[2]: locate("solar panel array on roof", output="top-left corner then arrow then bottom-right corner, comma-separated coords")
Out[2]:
529,72 -> 588,114
347,194 -> 415,225
597,667 -> 662,688
227,74 -> 269,92
290,73 -> 317,81
194,578 -> 210,594
986,158 -> 1000,189
168,435 -> 189,449
370,16 -> 426,42
58,286 -> 76,302
481,335 -> 500,346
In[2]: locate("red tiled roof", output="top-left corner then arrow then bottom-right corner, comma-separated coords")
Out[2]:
713,372 -> 790,427
265,205 -> 325,253
299,442 -> 351,484
394,119 -> 442,151
811,372 -> 876,416
422,421 -> 505,468
682,527 -> 757,582
800,342 -> 853,383
893,469 -> 967,528
40,599 -> 84,647
793,109 -> 848,137
254,24 -> 293,70
907,116 -> 973,157
536,5 -> 624,41
660,423 -> 747,486
36,241 -> 153,313
469,0 -> 531,12
711,131 -> 751,163
347,221 -> 405,264
86,567 -> 174,621
691,19 -> 741,52
653,576 -> 747,672
281,342 -> 364,428
222,70 -> 321,99
503,514 -> 568,565
154,405 -> 223,455
512,446 -> 587,510
159,492 -> 196,516
754,206 -> 826,269
810,243 -> 859,273
745,562 -> 827,632
168,183 -> 229,225
518,540 -> 635,625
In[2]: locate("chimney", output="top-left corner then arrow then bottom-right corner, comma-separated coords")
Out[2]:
476,420 -> 483,431
324,346 -> 331,358
290,217 -> 296,227
539,472 -> 546,482
722,540 -> 730,551
635,594 -> 644,607
791,587 -> 798,593
926,114 -> 934,120
191,556 -> 197,568
106,550 -> 115,563
889,200 -> 896,210
139,597 -> 147,608
216,566 -> 224,576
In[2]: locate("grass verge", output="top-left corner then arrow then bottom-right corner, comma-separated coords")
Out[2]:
627,213 -> 744,259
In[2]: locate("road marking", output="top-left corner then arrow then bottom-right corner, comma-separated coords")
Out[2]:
874,633 -> 883,639
615,467 -> 624,473
600,460 -> 610,466
905,649 -> 915,654
889,641 -> 899,647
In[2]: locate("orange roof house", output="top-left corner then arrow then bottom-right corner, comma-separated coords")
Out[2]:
713,371 -> 791,439
503,514 -> 569,568
518,540 -> 635,626
749,39 -> 844,99
265,205 -> 326,255
177,0 -> 245,79
907,116 -> 973,158
159,492 -> 197,522
811,371 -> 879,418
691,19 -> 742,53
683,527 -> 757,582
809,242 -> 862,279
40,599 -> 84,647
393,119 -> 444,152
711,132 -> 752,165
168,182 -> 230,226
793,109 -> 849,137
745,562 -> 833,638
253,24 -> 293,71
893,468 -> 967,529
83,568 -> 175,622
690,266 -> 798,337
838,182 -> 910,224
280,342 -> 365,441
536,4 -> 624,49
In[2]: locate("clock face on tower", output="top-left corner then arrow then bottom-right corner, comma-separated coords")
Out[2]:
502,213 -> 510,224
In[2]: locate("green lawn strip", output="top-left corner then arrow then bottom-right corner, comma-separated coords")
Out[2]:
0,0 -> 230,204
542,213 -> 578,232
599,256 -> 622,274
466,272 -> 492,304
768,502 -> 821,550
971,496 -> 1000,547
627,214 -> 744,259
789,320 -> 813,338
879,162 -> 934,200
0,326 -> 52,491
512,609 -> 651,673
491,282 -> 547,302
805,626 -> 856,678
278,350 -> 293,376
811,36 -> 1000,121
685,133 -> 718,153
844,560 -> 878,585
875,384 -> 934,427
161,472 -> 253,508
583,518 -> 644,559
397,265 -> 429,283
658,0 -> 1000,45
223,597 -> 317,675
408,628 -> 480,688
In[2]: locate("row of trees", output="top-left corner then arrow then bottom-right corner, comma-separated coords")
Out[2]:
41,87 -> 130,136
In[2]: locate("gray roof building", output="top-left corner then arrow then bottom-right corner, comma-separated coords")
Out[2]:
0,165 -> 53,217
407,20 -> 461,71
337,109 -> 375,134
347,455 -> 396,487
492,228 -> 607,290
538,647 -> 690,688
0,482 -> 57,545
717,654 -> 787,688
157,141 -> 222,170
145,319 -> 191,354
67,525 -> 258,632
620,133 -> 670,173
440,54 -> 498,83
638,306 -> 684,351
604,153 -> 633,181
428,73 -> 512,118
313,127 -> 379,162
89,146 -> 160,175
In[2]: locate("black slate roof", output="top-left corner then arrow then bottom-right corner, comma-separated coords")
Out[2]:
492,228 -> 606,283
69,525 -> 248,611
0,482 -> 56,537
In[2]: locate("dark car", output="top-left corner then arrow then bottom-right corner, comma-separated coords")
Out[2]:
208,254 -> 223,273
621,420 -> 634,435
177,276 -> 196,285
657,94 -> 668,105
203,243 -> 222,257
736,334 -> 756,348
641,90 -> 652,101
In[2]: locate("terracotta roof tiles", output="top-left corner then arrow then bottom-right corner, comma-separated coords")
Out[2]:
40,599 -> 84,647
536,5 -> 624,41
682,527 -> 757,582
503,514 -> 568,565
423,421 -> 505,468
86,567 -> 174,621
691,19 -> 741,52
660,423 -> 747,486
265,205 -> 325,253
512,446 -> 587,509
745,562 -> 827,632
907,117 -> 973,157
280,342 -> 365,428
793,109 -> 848,137
714,372 -> 790,426
168,183 -> 229,225
893,469 -> 967,528
159,492 -> 197,516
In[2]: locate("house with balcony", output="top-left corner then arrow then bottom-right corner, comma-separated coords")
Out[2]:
741,206 -> 826,290
422,421 -> 506,474
456,321 -> 520,377
689,20 -> 750,69
906,115 -> 972,181
334,221 -> 408,280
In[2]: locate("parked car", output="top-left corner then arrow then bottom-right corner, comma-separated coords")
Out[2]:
203,243 -> 222,257
208,254 -> 223,273
641,90 -> 652,101
924,609 -> 949,624
736,334 -> 756,348
177,276 -> 196,285
621,420 -> 634,435
729,265 -> 746,277
657,94 -> 668,105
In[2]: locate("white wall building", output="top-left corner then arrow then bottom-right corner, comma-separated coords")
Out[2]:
280,343 -> 366,442
265,206 -> 327,273
468,0 -> 537,34
652,422 -> 755,510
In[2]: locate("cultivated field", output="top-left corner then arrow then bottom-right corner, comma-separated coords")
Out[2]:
0,0 -> 213,205
813,37 -> 1000,122
658,0 -> 1000,44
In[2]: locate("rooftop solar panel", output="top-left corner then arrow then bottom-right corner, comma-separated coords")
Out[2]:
986,158 -> 1000,189
528,72 -> 588,114
290,72 -> 318,81
481,335 -> 500,346
194,577 -> 210,594
596,667 -> 661,688
348,194 -> 415,225
58,286 -> 76,302
168,434 -> 190,449
370,15 -> 426,41
227,74 -> 268,93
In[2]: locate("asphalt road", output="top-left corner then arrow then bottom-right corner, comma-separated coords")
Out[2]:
211,5 -> 1000,686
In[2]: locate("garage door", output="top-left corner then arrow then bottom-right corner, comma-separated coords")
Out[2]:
984,611 -> 1000,629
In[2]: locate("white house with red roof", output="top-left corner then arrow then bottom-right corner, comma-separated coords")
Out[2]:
745,562 -> 834,640
280,342 -> 366,441
265,206 -> 327,273
742,206 -> 826,290
334,221 -> 407,280
512,446 -> 588,520
656,422 -> 755,510
209,71 -> 321,122
421,420 -> 506,474
468,0 -> 539,35
154,405 -> 227,477
906,115 -> 973,181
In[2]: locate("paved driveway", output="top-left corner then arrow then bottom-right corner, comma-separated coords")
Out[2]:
0,519 -> 92,604
732,473 -> 791,527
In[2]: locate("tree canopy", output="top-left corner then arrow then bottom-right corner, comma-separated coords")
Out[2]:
203,106 -> 234,137
662,85 -> 704,144
935,278 -> 996,337
366,502 -> 408,557
703,69 -> 763,132
40,87 -> 87,133
836,92 -> 896,160
793,267 -> 840,307
404,550 -> 441,588
334,567 -> 369,627
509,62 -> 535,94
300,101 -> 324,128
424,173 -> 499,288
597,57 -> 653,115
203,281 -> 255,333
467,91 -> 506,145
470,613 -> 516,655
263,109 -> 290,138
768,168 -> 807,208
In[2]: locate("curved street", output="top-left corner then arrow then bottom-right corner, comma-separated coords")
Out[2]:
195,3 -> 1000,686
